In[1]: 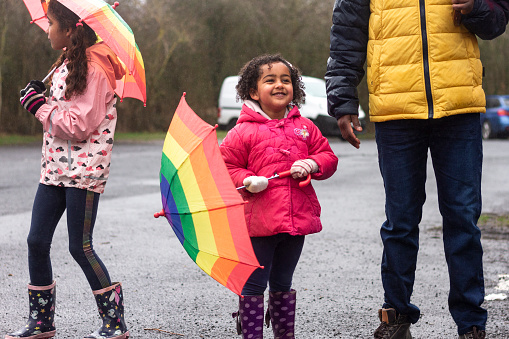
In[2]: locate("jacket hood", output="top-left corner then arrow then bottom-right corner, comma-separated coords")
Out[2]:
86,42 -> 126,90
237,103 -> 301,124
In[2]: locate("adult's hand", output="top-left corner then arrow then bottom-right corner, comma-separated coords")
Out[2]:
452,0 -> 474,14
338,115 -> 362,149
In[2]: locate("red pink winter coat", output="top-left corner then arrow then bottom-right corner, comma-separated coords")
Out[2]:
219,104 -> 338,237
34,42 -> 125,193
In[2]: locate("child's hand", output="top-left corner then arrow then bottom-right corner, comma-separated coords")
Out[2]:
20,80 -> 46,97
29,80 -> 47,94
291,159 -> 318,179
243,176 -> 268,193
20,84 -> 46,115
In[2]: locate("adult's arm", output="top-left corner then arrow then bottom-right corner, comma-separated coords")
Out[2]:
325,0 -> 370,147
461,0 -> 509,39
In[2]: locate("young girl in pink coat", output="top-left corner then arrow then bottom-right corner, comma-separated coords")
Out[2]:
8,2 -> 128,339
220,54 -> 338,339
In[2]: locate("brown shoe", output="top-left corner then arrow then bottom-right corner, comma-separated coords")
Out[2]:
458,327 -> 486,339
373,308 -> 412,339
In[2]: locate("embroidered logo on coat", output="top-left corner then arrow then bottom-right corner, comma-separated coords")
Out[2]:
294,125 -> 309,140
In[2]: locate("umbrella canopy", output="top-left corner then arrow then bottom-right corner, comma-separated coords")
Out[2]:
155,93 -> 262,296
22,0 -> 146,105
23,0 -> 49,31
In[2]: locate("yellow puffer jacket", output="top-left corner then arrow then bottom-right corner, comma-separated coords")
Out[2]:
367,0 -> 486,121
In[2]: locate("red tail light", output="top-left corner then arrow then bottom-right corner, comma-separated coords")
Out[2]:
497,109 -> 509,116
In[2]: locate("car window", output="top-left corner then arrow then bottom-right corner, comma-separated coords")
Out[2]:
486,98 -> 500,108
304,81 -> 327,98
502,98 -> 509,107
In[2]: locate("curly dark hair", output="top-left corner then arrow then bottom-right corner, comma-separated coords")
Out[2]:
236,54 -> 306,108
47,1 -> 97,100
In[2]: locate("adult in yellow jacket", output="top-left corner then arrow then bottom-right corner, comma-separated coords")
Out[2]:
326,0 -> 509,337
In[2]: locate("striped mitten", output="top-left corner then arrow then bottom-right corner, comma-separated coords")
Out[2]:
290,159 -> 318,178
20,85 -> 46,115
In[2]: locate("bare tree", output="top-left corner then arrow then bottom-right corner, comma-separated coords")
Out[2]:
1,0 -> 508,134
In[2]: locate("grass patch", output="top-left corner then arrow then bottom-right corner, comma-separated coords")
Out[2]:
115,132 -> 166,143
0,134 -> 41,146
478,213 -> 509,240
478,213 -> 509,229
0,130 -> 229,146
357,130 -> 376,140
115,130 -> 228,142
429,213 -> 509,240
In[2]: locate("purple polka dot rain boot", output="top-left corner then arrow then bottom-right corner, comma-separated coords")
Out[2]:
232,295 -> 265,339
265,289 -> 296,339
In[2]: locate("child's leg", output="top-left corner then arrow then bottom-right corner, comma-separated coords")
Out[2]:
266,235 -> 304,338
27,184 -> 66,286
268,234 -> 305,292
236,236 -> 277,338
241,236 -> 278,296
65,188 -> 111,290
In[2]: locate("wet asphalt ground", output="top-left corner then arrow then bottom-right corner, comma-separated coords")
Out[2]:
1,138 -> 508,338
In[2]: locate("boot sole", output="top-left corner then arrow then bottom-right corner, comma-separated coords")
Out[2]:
5,330 -> 56,339
82,331 -> 130,339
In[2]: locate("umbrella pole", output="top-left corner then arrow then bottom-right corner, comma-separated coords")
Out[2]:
236,170 -> 310,190
236,174 -> 281,190
42,67 -> 57,83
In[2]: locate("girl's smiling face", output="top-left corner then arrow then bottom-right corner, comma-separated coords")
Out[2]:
46,12 -> 72,51
249,62 -> 294,120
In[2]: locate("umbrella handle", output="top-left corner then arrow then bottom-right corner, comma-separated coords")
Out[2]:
276,170 -> 311,187
154,209 -> 165,218
276,170 -> 292,178
299,173 -> 312,187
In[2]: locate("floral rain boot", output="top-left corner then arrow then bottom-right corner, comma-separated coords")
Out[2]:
265,289 -> 296,339
5,281 -> 56,339
232,295 -> 265,338
84,282 -> 129,339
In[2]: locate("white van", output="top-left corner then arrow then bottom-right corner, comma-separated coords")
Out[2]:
217,75 -> 365,136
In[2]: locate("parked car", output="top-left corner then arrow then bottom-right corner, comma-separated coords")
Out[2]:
217,75 -> 366,137
481,95 -> 509,139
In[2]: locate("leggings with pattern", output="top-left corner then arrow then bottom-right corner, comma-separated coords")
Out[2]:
27,183 -> 111,290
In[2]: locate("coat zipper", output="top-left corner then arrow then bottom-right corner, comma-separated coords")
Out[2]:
419,0 -> 434,119
67,140 -> 72,176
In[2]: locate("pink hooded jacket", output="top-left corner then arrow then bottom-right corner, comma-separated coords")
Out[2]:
34,42 -> 125,193
220,103 -> 338,237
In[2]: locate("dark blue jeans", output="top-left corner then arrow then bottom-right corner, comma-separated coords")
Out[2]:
375,113 -> 486,335
27,184 -> 111,291
241,233 -> 305,296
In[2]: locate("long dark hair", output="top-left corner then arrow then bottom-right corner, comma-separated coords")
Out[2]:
47,0 -> 97,99
236,54 -> 306,108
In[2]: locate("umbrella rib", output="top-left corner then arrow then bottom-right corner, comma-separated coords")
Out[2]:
182,239 -> 261,268
166,200 -> 247,215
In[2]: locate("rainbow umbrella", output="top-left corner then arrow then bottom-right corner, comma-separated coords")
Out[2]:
22,0 -> 146,105
154,93 -> 262,296
23,0 -> 49,31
